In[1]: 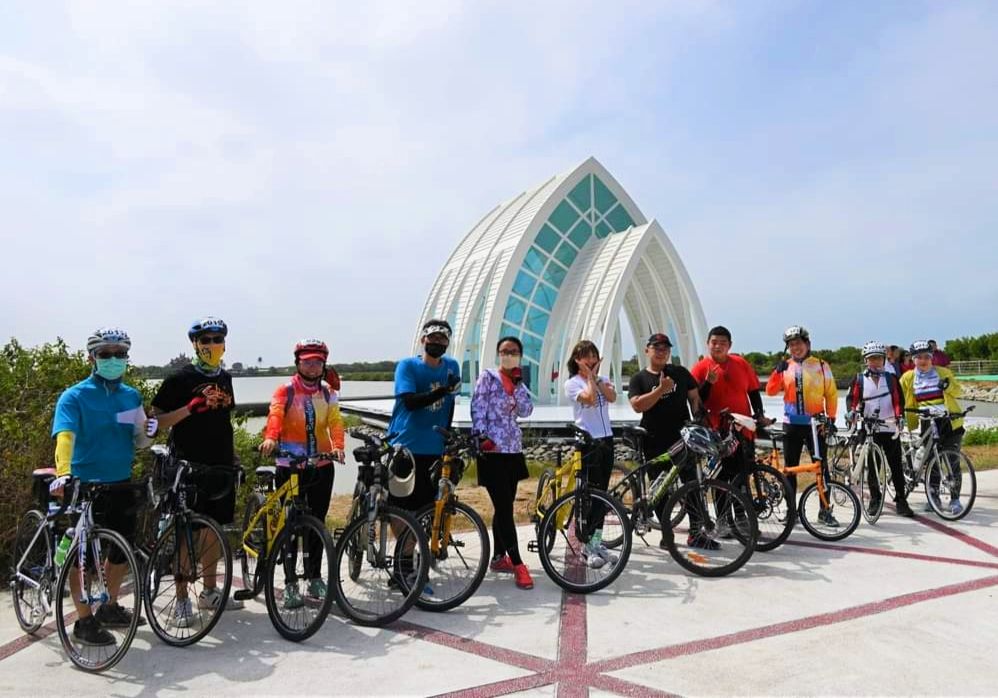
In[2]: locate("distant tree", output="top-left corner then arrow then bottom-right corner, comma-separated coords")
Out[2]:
167,353 -> 192,369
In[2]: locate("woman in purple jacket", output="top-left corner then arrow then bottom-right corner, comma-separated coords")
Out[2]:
471,336 -> 535,589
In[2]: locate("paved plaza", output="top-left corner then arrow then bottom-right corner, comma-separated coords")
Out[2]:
3,471 -> 997,697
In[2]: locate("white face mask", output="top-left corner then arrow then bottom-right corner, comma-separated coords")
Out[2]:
500,355 -> 521,370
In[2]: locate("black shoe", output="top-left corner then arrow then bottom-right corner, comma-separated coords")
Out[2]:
687,533 -> 721,551
896,500 -> 915,518
868,497 -> 881,515
73,616 -> 115,647
95,602 -> 144,628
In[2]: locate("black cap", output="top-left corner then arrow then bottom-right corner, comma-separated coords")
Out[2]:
707,325 -> 732,341
647,333 -> 672,347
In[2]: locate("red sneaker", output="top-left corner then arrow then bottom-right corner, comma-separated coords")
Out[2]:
490,555 -> 514,573
513,564 -> 534,590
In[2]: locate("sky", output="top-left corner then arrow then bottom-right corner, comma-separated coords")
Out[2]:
2,1 -> 996,366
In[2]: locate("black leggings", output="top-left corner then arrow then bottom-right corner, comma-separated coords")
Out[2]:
276,466 -> 334,579
480,453 -> 527,566
582,437 -> 614,536
782,423 -> 827,499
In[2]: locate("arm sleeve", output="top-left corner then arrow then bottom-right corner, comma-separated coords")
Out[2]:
514,382 -> 534,418
55,431 -> 75,477
765,370 -> 783,396
699,381 -> 712,402
470,373 -> 490,435
824,363 -> 838,418
402,389 -> 447,411
264,386 -> 287,440
901,372 -> 918,431
748,389 -> 764,416
328,402 -> 345,451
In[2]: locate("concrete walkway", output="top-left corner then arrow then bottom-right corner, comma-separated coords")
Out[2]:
3,472 -> 998,696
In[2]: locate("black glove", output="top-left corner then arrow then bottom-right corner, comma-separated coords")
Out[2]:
446,372 -> 461,391
939,378 -> 950,391
775,360 -> 789,373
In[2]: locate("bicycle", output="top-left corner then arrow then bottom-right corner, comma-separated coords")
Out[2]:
400,426 -> 489,612
140,445 -> 235,646
898,405 -> 977,520
833,409 -> 894,525
761,414 -> 861,541
528,424 -> 632,593
331,429 -> 429,626
234,451 -> 335,642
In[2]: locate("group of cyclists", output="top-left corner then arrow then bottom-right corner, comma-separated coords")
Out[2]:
35,314 -> 969,653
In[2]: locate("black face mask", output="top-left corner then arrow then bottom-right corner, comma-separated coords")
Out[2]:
425,342 -> 447,359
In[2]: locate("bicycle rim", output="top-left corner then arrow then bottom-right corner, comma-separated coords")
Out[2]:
55,528 -> 141,672
11,510 -> 50,634
410,501 -> 489,612
925,450 -> 976,521
740,464 -> 795,552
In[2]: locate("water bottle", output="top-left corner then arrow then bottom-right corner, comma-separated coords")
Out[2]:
54,528 -> 75,567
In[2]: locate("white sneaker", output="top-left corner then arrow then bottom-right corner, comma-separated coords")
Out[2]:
594,543 -> 619,566
198,587 -> 244,611
949,499 -> 964,516
173,598 -> 194,628
582,542 -> 605,569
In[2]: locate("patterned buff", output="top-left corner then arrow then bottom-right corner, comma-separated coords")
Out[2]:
194,343 -> 225,374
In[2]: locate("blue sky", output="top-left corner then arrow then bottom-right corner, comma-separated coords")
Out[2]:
2,1 -> 996,365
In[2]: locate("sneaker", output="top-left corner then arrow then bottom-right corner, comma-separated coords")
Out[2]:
924,500 -> 934,513
513,564 -> 534,590
490,555 -> 515,574
949,499 -> 964,516
594,543 -> 619,566
896,500 -> 915,518
307,578 -> 327,600
687,533 -> 721,551
95,602 -> 144,628
283,582 -> 304,610
73,615 -> 115,647
173,597 -> 194,629
868,497 -> 882,515
582,542 -> 606,569
817,510 -> 840,528
198,587 -> 244,611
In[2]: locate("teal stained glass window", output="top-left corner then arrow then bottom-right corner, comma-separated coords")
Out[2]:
513,270 -> 536,298
523,246 -> 547,275
567,219 -> 592,248
542,261 -> 567,288
568,175 -> 592,212
504,296 -> 526,325
501,323 -> 520,340
605,204 -> 635,232
525,307 -> 549,336
554,241 -> 577,267
593,175 -> 617,214
594,220 -> 612,239
533,281 -> 557,311
535,224 -> 560,253
549,200 -> 580,233
522,332 -> 542,363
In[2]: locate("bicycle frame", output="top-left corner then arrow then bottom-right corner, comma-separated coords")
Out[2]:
241,471 -> 300,567
768,418 -> 835,510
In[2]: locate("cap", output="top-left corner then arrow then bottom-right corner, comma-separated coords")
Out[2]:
297,351 -> 326,361
647,333 -> 673,347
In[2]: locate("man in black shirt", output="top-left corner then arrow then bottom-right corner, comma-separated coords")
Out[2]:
151,316 -> 242,620
628,333 -> 704,547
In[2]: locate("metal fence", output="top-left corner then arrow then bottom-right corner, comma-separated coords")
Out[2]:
950,360 -> 998,376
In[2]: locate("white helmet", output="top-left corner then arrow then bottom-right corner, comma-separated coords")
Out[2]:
862,341 -> 887,359
387,447 -> 416,498
86,327 -> 131,355
909,340 -> 932,356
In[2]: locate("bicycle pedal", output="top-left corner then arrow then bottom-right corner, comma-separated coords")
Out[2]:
527,540 -> 539,554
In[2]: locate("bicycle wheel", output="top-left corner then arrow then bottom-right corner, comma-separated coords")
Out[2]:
925,449 -> 976,521
661,479 -> 757,577
54,527 -> 140,672
534,468 -> 557,522
536,489 -> 631,594
143,514 -> 232,647
11,510 -> 51,634
734,464 -> 795,552
798,480 -> 861,541
333,505 -> 429,626
263,514 -> 334,642
606,470 -> 644,547
240,493 -> 267,597
856,443 -> 887,525
408,500 -> 489,612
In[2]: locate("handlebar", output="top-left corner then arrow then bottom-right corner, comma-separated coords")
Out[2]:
276,451 -> 341,468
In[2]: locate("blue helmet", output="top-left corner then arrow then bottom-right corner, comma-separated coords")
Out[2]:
188,316 -> 228,341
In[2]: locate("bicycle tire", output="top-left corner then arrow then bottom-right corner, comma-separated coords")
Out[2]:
240,492 -> 267,597
11,509 -> 50,634
263,514 -> 334,642
333,505 -> 429,627
409,500 -> 489,612
345,490 -> 365,582
925,449 -> 976,521
734,463 -> 795,552
534,468 -> 557,522
661,479 -> 757,577
536,489 -> 632,594
798,481 -> 861,541
143,513 -> 232,647
857,443 -> 887,525
55,527 -> 141,672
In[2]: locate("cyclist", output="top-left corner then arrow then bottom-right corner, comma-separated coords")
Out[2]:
259,339 -> 345,607
628,332 -> 704,548
471,336 -> 534,590
900,340 -> 966,514
151,316 -> 242,621
564,339 -> 618,568
928,340 -> 951,367
766,325 -> 840,526
845,342 -> 914,518
50,328 -> 154,646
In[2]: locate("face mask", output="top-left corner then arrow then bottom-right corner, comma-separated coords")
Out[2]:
196,344 -> 225,368
500,355 -> 521,370
425,343 -> 446,359
95,357 -> 127,381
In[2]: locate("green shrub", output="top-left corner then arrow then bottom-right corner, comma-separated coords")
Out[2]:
964,426 -> 998,446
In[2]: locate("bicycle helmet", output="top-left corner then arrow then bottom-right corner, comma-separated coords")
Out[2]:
680,425 -> 723,457
387,446 -> 416,498
783,325 -> 810,344
86,327 -> 131,354
294,338 -> 329,362
188,316 -> 228,341
909,339 -> 932,356
862,341 -> 887,359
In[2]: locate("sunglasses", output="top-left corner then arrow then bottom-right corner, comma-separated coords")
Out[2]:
96,350 -> 128,359
498,350 -> 522,357
197,336 -> 226,345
